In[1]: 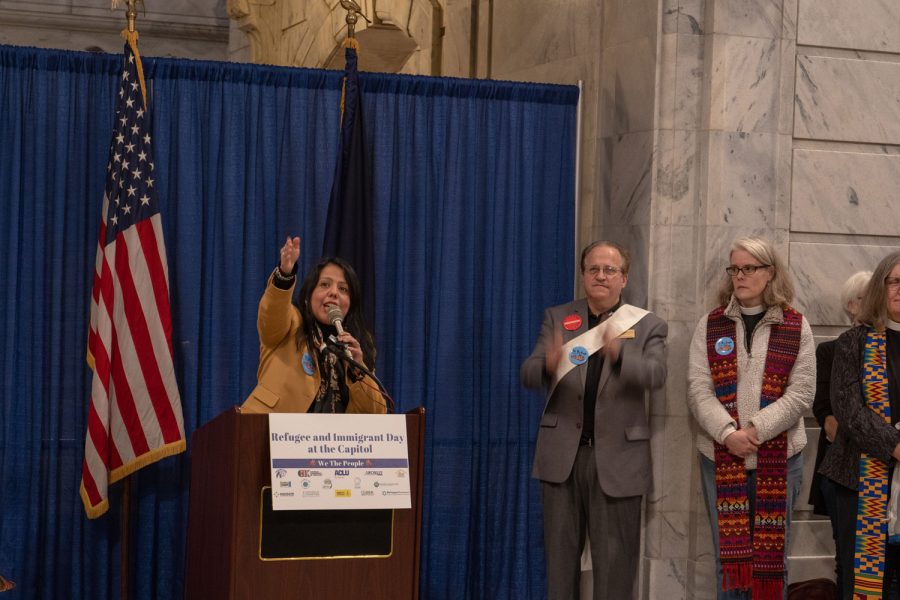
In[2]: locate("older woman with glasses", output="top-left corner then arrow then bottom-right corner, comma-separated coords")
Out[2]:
688,237 -> 815,600
820,251 -> 900,599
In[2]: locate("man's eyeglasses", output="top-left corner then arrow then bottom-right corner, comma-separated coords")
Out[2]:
586,265 -> 623,277
725,264 -> 770,277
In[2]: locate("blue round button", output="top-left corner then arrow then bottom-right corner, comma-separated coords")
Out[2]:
301,352 -> 315,375
569,346 -> 589,365
715,337 -> 735,356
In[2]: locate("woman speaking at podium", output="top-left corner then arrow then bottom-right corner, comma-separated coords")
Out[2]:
240,236 -> 386,414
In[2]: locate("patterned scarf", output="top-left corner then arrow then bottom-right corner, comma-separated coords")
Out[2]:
308,323 -> 347,413
853,328 -> 890,598
706,306 -> 802,599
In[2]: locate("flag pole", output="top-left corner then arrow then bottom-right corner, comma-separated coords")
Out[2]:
112,5 -> 139,596
339,0 -> 371,44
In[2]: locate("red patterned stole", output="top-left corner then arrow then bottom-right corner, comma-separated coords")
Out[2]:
706,306 -> 803,599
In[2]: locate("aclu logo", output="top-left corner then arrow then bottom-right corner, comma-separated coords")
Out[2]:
334,469 -> 350,477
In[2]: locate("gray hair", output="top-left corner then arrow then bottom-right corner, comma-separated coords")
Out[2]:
839,271 -> 872,322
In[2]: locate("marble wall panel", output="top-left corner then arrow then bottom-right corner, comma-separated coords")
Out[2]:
658,320 -> 695,416
795,55 -> 900,144
652,415 -> 695,514
494,55 -> 588,86
440,0 -> 471,77
643,558 -> 689,600
790,241 -> 899,326
706,34 -> 780,133
658,33 -> 704,132
603,224 -> 651,309
228,19 -> 251,61
703,131 -> 779,228
777,39 -> 797,135
608,130 -> 653,226
662,0 -> 705,36
792,149 -> 900,237
603,0 -> 659,47
798,0 -> 900,54
654,130 -> 700,228
490,0 -> 595,77
707,0 -> 785,39
599,36 -> 657,135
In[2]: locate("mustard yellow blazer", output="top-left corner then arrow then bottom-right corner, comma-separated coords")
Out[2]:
240,273 -> 386,414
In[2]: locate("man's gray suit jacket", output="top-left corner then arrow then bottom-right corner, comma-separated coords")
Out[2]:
521,298 -> 668,498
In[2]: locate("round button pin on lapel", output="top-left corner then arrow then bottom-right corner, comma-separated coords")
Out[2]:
563,314 -> 582,331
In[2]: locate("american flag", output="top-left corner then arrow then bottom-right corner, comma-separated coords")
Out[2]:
80,39 -> 185,519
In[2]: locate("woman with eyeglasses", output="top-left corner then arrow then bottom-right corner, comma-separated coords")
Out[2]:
820,251 -> 900,598
688,237 -> 815,599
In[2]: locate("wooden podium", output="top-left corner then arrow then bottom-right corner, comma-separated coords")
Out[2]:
184,407 -> 425,599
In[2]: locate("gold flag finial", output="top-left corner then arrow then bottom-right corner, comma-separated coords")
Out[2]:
339,0 -> 371,39
111,0 -> 142,33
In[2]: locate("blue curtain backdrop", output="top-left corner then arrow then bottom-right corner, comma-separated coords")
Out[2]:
0,44 -> 577,599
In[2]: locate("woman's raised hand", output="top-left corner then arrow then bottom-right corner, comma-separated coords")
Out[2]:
279,236 -> 301,274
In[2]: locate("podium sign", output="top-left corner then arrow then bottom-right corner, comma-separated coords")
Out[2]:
268,413 -> 411,510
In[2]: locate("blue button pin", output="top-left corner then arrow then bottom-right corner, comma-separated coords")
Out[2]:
715,337 -> 735,356
569,346 -> 589,365
301,352 -> 315,375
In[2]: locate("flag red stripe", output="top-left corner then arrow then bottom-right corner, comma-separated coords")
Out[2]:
91,219 -> 107,303
89,331 -> 112,395
113,234 -> 181,443
136,219 -> 172,344
108,435 -> 124,471
108,329 -> 151,457
81,461 -> 102,507
87,401 -> 110,470
98,254 -> 115,321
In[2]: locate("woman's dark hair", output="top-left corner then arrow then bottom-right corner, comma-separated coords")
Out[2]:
295,256 -> 376,369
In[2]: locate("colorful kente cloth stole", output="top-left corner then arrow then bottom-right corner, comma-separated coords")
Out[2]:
853,328 -> 890,599
706,306 -> 802,600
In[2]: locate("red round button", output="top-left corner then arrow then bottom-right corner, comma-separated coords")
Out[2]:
562,314 -> 582,331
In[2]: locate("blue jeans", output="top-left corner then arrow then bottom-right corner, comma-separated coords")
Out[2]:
699,453 -> 804,600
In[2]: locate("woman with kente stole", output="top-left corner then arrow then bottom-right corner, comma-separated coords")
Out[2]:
688,237 -> 814,599
820,251 -> 900,599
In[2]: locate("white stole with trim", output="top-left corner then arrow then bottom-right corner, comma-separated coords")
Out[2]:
547,303 -> 650,397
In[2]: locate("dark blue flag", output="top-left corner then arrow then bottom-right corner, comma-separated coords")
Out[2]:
323,45 -> 375,325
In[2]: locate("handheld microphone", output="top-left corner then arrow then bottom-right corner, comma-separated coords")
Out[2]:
325,304 -> 352,359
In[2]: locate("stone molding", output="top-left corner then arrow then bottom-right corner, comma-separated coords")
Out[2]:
227,0 -> 440,73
